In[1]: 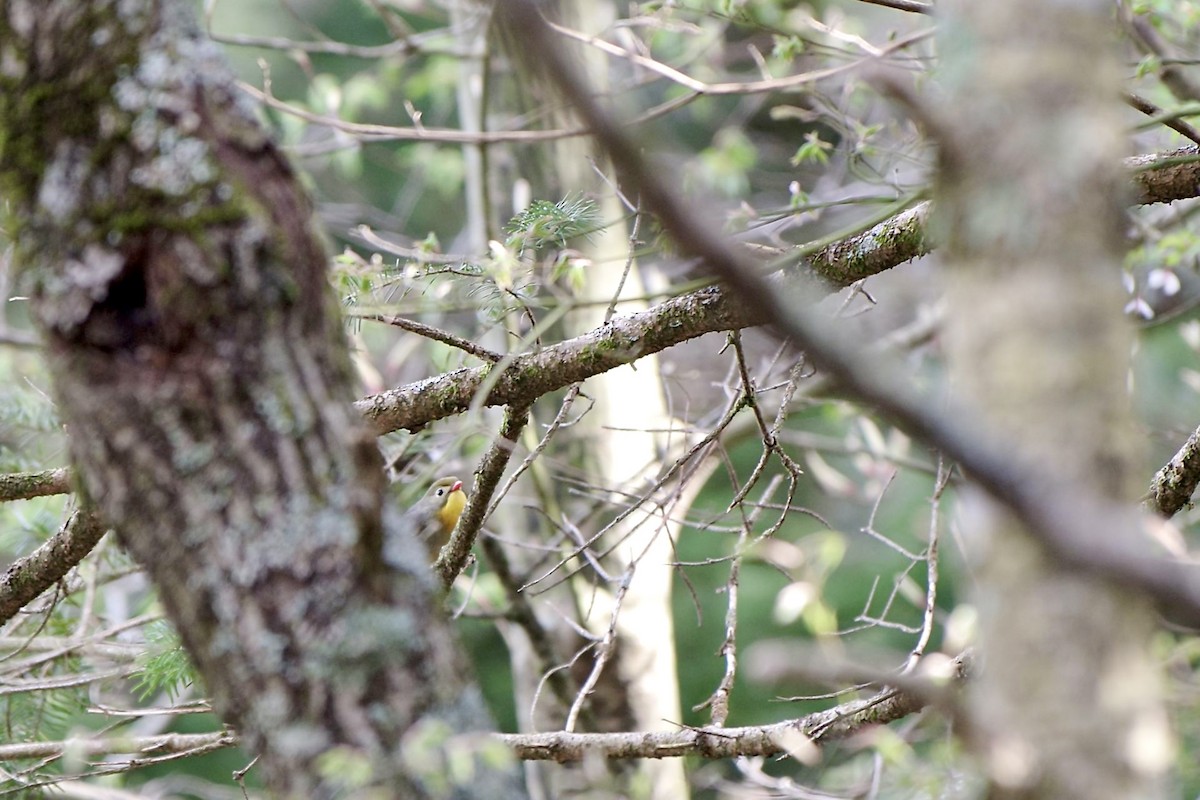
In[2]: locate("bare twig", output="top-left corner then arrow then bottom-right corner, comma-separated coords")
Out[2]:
501,652 -> 968,761
855,0 -> 933,13
522,387 -> 747,594
902,457 -> 949,673
693,479 -> 778,726
0,730 -> 236,762
549,20 -> 933,97
477,528 -> 578,714
486,385 -> 586,520
0,651 -> 964,766
1125,92 -> 1200,146
357,313 -> 502,362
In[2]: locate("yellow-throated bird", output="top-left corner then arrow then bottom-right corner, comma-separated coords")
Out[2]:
406,476 -> 467,557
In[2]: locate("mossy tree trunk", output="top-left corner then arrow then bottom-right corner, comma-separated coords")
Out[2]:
0,1 -> 524,797
936,1 -> 1169,797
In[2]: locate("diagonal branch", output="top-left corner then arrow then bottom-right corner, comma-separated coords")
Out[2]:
357,286 -> 752,434
355,145 -> 1200,437
0,508 -> 107,625
434,402 -> 531,587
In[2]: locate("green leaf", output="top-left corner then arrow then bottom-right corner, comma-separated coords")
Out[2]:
791,131 -> 833,167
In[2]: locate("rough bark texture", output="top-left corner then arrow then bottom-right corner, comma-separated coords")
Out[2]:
0,1 -> 523,797
936,2 -> 1169,797
1148,422 -> 1200,517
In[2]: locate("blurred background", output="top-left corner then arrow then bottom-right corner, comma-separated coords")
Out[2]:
3,0 -> 1200,797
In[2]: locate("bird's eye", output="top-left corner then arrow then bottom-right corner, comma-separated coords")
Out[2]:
436,489 -> 445,497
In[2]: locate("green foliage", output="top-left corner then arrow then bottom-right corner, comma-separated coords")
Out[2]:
315,746 -> 375,793
1136,54 -> 1163,80
397,144 -> 466,200
0,387 -> 61,471
0,497 -> 60,556
710,0 -> 786,26
131,621 -> 197,702
1130,227 -> 1200,272
791,131 -> 833,167
503,196 -> 599,255
2,684 -> 82,747
0,390 -> 58,434
694,127 -> 758,197
772,34 -> 806,61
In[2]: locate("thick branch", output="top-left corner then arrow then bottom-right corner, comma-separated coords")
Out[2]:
807,201 -> 932,283
357,145 -> 1200,436
0,509 -> 106,625
0,468 -> 72,502
357,286 -> 750,434
1129,146 -> 1200,204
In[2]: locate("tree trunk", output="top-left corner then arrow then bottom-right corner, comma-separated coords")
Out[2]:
937,1 -> 1170,797
550,4 -> 688,799
0,2 -> 524,797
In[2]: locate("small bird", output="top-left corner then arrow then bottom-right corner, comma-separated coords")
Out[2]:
406,476 -> 468,557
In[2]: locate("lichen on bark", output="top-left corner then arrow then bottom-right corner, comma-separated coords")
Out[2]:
0,1 -> 523,796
